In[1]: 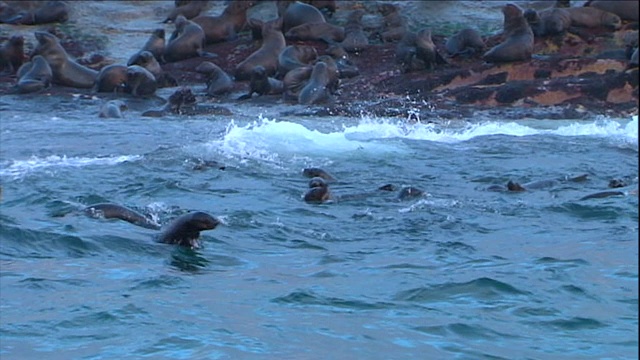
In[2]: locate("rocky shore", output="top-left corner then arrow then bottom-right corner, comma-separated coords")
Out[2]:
0,1 -> 637,120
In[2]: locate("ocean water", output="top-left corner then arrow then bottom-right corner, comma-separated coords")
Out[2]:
0,99 -> 637,359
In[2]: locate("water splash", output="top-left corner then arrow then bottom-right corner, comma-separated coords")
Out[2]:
0,155 -> 142,179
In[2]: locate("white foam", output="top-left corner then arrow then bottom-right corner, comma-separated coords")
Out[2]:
0,155 -> 142,179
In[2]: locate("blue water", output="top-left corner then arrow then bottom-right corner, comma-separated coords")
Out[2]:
0,96 -> 638,359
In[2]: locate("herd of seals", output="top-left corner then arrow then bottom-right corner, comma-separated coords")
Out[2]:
1,0 -> 637,117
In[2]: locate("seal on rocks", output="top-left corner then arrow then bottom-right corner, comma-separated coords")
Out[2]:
235,17 -> 286,81
445,28 -> 485,58
14,55 -> 52,94
93,64 -> 128,93
238,65 -> 284,100
192,0 -> 255,44
195,61 -> 233,96
32,31 -> 98,88
0,35 -> 24,74
483,4 -> 534,63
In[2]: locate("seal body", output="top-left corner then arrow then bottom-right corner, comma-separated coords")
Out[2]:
415,28 -> 447,70
285,22 -> 345,43
298,61 -> 333,105
32,31 -> 98,88
129,29 -> 166,64
304,177 -> 332,203
127,50 -> 176,88
4,0 -> 68,25
195,61 -> 233,95
164,15 -> 208,63
302,167 -> 335,181
283,65 -> 312,101
192,0 -> 254,44
446,28 -> 485,57
125,65 -> 157,97
84,203 -> 160,230
279,1 -> 326,33
15,55 -> 52,94
239,65 -> 284,99
586,0 -> 638,22
99,100 -> 128,119
340,9 -> 369,53
164,0 -> 208,23
235,17 -> 286,81
93,64 -> 128,93
0,35 -> 24,74
157,211 -> 220,248
564,6 -> 621,30
277,45 -> 318,78
524,7 -> 572,37
483,4 -> 534,63
379,3 -> 408,43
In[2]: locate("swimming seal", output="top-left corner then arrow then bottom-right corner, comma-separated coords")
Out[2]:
302,167 -> 335,181
0,35 -> 24,74
397,186 -> 424,201
14,55 -> 52,94
99,100 -> 128,118
142,86 -> 197,117
195,61 -> 233,96
192,0 -> 255,44
298,61 -> 333,105
84,203 -> 161,230
164,0 -> 208,23
304,177 -> 332,203
483,4 -> 534,63
446,28 -> 485,58
164,15 -> 211,63
125,65 -> 157,97
235,17 -> 286,81
32,31 -> 98,88
128,29 -> 166,64
93,64 -> 128,93
585,0 -> 638,22
238,65 -> 284,100
506,174 -> 589,192
277,45 -> 318,78
157,211 -> 220,248
579,190 -> 624,201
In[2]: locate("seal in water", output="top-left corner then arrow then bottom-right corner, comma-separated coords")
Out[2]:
14,55 -> 52,94
302,167 -> 336,181
483,4 -> 534,63
579,190 -> 624,200
195,61 -> 233,96
505,174 -> 589,192
235,17 -> 286,81
304,177 -> 332,203
32,31 -> 98,88
157,211 -> 220,248
0,35 -> 24,74
192,0 -> 255,44
99,100 -> 128,118
84,203 -> 161,230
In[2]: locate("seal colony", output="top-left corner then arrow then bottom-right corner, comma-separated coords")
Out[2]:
0,0 -> 637,119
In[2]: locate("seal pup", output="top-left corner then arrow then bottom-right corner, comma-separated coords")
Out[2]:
446,28 -> 485,58
0,35 -> 24,74
304,177 -> 332,203
235,17 -> 286,81
302,167 -> 335,181
32,31 -> 98,88
415,28 -> 447,70
585,0 -> 638,22
285,22 -> 345,43
163,0 -> 208,23
14,55 -> 52,94
298,61 -> 333,105
93,64 -> 128,93
99,100 -> 128,119
164,15 -> 213,63
195,61 -> 233,96
238,65 -> 284,100
340,9 -> 369,53
84,203 -> 161,230
128,29 -> 166,64
3,0 -> 68,25
277,44 -> 318,78
192,0 -> 255,44
483,4 -> 534,63
127,51 -> 177,88
279,0 -> 326,33
157,211 -> 220,248
125,65 -> 157,97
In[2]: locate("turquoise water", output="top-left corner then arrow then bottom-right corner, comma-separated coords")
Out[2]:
0,97 -> 637,359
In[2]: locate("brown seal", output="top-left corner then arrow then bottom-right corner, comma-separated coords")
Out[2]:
585,0 -> 638,22
192,0 -> 255,44
195,61 -> 233,96
277,44 -> 318,77
157,211 -> 220,248
302,167 -> 335,181
142,87 -> 197,117
340,9 -> 369,53
84,203 -> 161,230
395,31 -> 422,73
127,50 -> 177,88
304,177 -> 332,203
278,0 -> 326,33
14,55 -> 52,94
0,35 -> 24,74
483,4 -> 534,63
164,0 -> 208,23
164,15 -> 210,63
563,6 -> 622,30
235,17 -> 286,81
238,65 -> 284,100
285,22 -> 345,43
283,65 -> 312,101
3,0 -> 68,25
445,28 -> 485,58
125,65 -> 157,97
99,100 -> 128,119
298,61 -> 332,105
32,31 -> 98,88
379,3 -> 408,43
128,29 -> 166,65
93,64 -> 128,93
414,28 -> 447,70
524,7 -> 572,37
313,55 -> 339,92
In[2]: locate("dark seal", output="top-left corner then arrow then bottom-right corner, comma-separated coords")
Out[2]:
483,4 -> 534,63
195,61 -> 234,96
235,17 -> 286,81
157,211 -> 220,248
0,35 -> 24,74
84,203 -> 161,230
32,31 -> 98,88
14,55 -> 52,94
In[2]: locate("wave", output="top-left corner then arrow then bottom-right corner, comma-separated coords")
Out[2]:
0,155 -> 142,179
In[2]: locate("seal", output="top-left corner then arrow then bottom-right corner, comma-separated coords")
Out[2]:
278,0 -> 326,33
99,100 -> 128,119
483,4 -> 534,63
579,190 -> 625,201
93,64 -> 128,93
235,17 -> 286,81
445,28 -> 485,58
128,29 -> 166,65
379,3 -> 408,43
277,45 -> 318,78
142,86 -> 197,117
163,0 -> 208,23
84,203 -> 161,230
506,174 -> 589,192
524,7 -> 572,37
0,35 -> 24,74
585,0 -> 638,22
164,15 -> 211,63
340,9 -> 369,53
326,44 -> 360,78
302,167 -> 336,181
195,61 -> 233,96
395,31 -> 422,73
415,28 -> 447,70
14,55 -> 52,94
283,65 -> 312,101
298,61 -> 333,105
238,65 -> 284,100
157,211 -> 220,248
32,31 -> 98,88
4,0 -> 68,25
192,0 -> 255,44
304,177 -> 332,203
285,22 -> 345,43
125,65 -> 157,97
563,6 -> 621,30
397,186 -> 424,201
127,50 -> 177,88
